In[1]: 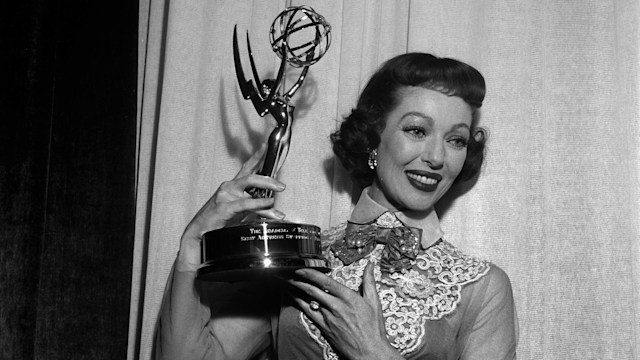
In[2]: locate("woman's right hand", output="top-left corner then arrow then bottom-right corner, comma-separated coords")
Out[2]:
177,147 -> 287,271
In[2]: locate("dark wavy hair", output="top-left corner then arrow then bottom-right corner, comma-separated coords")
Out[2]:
330,52 -> 487,186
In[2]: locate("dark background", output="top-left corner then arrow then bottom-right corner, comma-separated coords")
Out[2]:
1,0 -> 138,358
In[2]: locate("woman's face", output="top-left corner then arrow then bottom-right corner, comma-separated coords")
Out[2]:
370,86 -> 472,213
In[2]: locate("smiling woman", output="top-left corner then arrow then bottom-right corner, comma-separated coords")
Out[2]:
331,53 -> 487,190
155,52 -> 516,360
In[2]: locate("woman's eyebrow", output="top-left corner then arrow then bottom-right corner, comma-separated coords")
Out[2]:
450,123 -> 470,131
400,112 -> 434,125
401,112 -> 470,132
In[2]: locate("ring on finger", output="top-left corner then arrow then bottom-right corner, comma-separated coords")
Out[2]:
309,300 -> 320,311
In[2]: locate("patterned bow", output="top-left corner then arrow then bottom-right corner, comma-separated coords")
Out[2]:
331,217 -> 422,273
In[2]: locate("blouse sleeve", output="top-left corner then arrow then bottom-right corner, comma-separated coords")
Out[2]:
460,265 -> 518,360
155,259 -> 272,360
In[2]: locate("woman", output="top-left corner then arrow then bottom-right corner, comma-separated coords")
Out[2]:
156,52 -> 517,359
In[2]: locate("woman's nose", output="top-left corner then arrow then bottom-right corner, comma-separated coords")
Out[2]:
421,140 -> 444,169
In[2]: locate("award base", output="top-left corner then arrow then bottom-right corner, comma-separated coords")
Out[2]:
198,219 -> 330,282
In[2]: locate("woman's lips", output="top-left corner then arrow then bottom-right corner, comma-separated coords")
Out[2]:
406,170 -> 442,191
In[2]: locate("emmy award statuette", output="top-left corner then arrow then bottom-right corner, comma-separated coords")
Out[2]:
198,6 -> 332,282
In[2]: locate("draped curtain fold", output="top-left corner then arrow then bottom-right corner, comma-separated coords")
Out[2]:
130,1 -> 640,359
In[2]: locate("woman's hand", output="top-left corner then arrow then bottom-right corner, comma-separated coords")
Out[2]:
288,262 -> 403,360
177,147 -> 286,271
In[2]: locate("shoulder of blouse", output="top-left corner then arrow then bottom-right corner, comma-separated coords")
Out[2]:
470,263 -> 514,298
458,262 -> 518,358
461,261 -> 516,322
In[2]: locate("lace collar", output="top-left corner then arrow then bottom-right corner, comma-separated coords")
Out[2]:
349,186 -> 444,249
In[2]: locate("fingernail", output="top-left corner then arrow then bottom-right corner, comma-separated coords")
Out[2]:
294,269 -> 307,276
276,183 -> 286,191
274,210 -> 286,219
366,261 -> 374,272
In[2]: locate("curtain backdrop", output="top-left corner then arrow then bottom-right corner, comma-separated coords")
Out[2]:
129,1 -> 640,359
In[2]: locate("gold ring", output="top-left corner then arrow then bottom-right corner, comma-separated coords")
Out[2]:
309,300 -> 320,311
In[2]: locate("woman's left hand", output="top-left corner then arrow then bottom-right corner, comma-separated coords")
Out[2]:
288,262 -> 403,360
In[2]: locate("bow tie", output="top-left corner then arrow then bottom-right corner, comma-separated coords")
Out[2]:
331,215 -> 422,273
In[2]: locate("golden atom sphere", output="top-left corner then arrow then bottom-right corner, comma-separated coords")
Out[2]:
269,6 -> 331,68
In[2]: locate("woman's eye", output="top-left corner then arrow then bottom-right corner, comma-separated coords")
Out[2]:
404,126 -> 426,138
448,137 -> 468,148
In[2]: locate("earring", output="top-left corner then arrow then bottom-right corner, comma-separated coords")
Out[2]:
368,149 -> 377,170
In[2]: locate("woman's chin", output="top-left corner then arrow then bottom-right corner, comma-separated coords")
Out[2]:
395,196 -> 438,213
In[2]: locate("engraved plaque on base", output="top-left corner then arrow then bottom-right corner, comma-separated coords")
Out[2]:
199,220 -> 329,282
